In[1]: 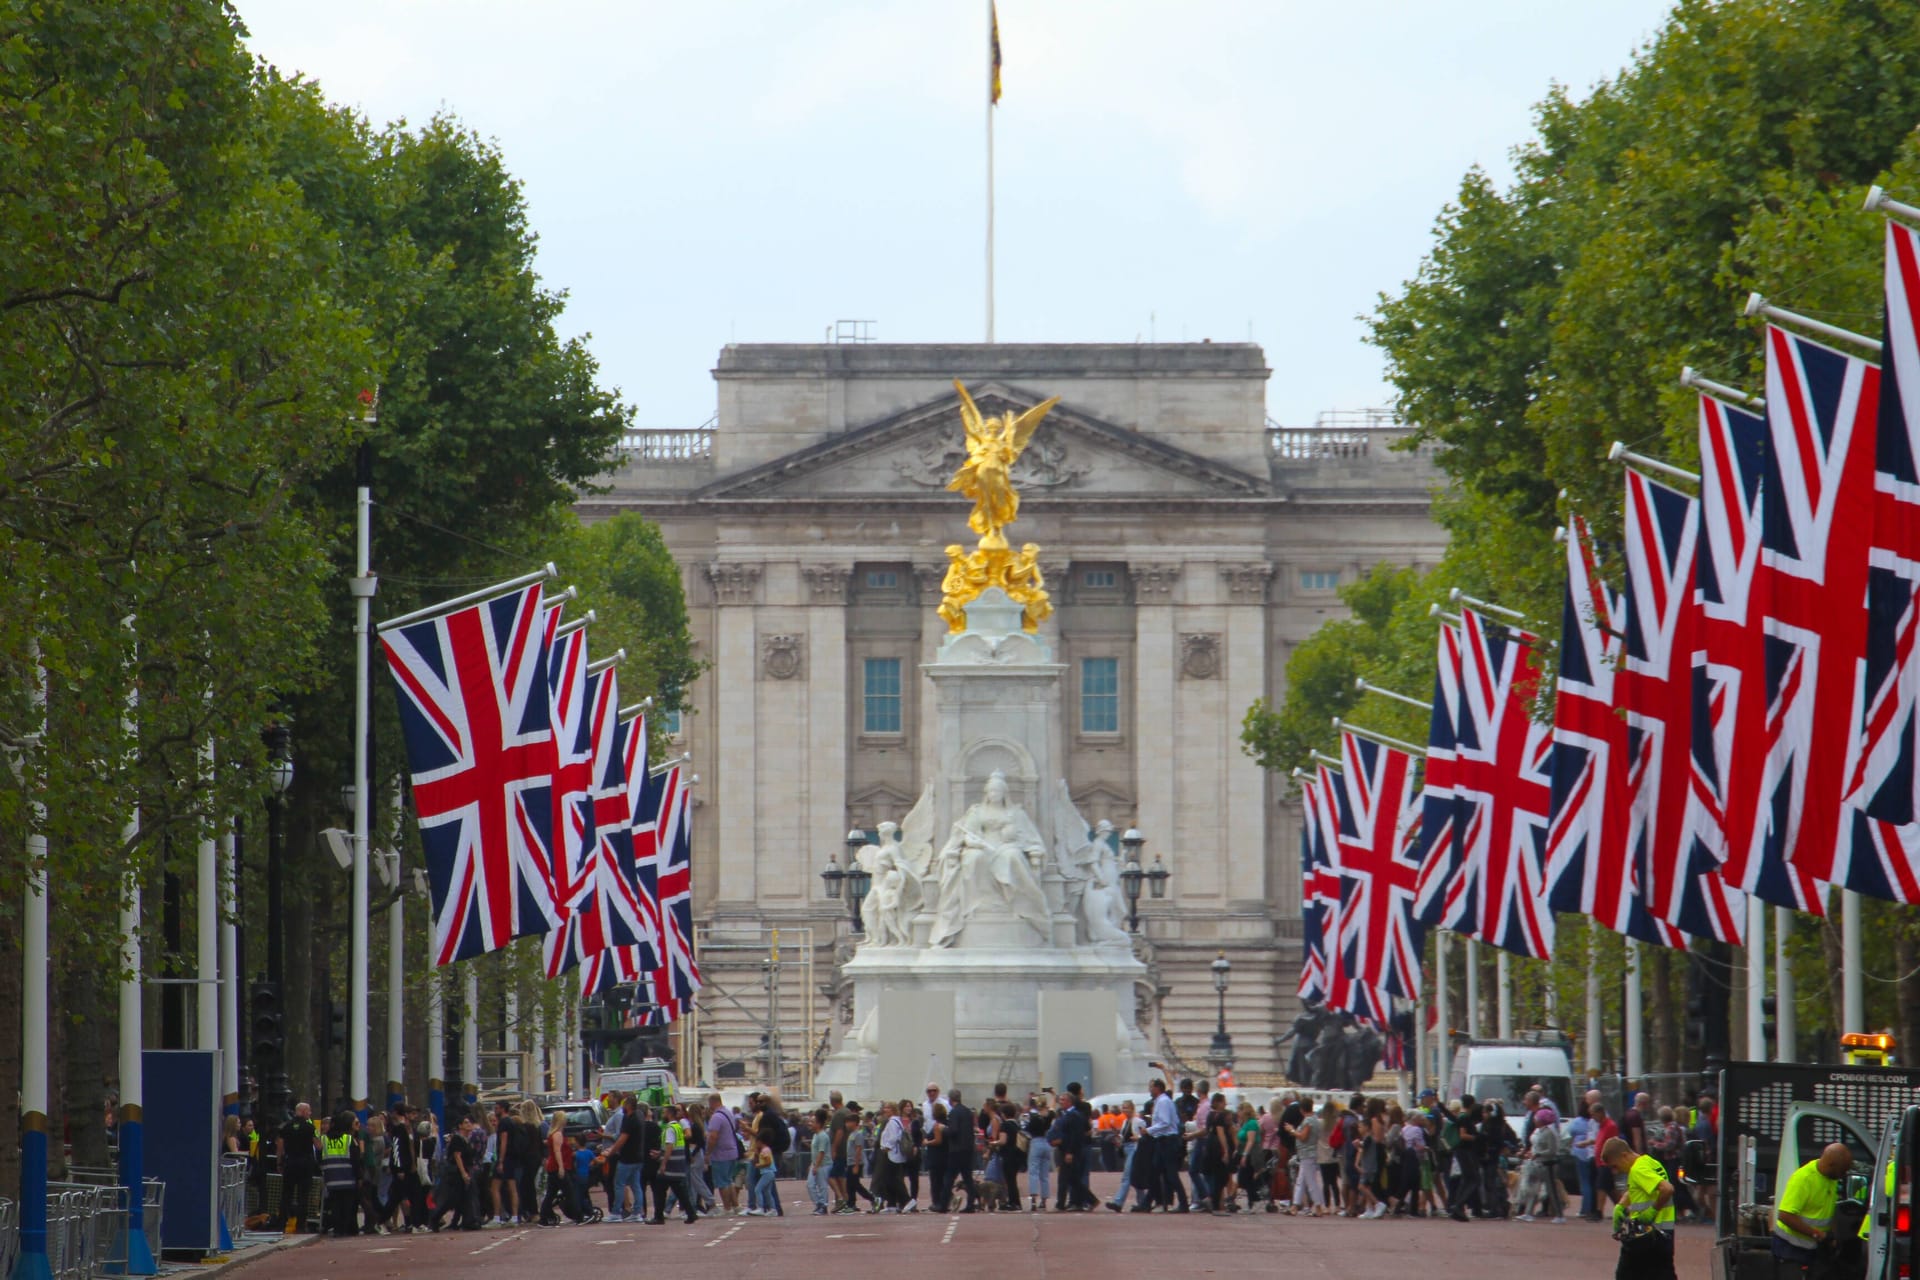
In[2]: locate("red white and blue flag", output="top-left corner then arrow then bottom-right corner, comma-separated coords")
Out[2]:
1545,515 -> 1686,947
1854,220 -> 1920,836
1298,778 -> 1331,1002
640,762 -> 700,1025
381,582 -> 562,965
1755,324 -> 1884,893
545,609 -> 595,916
622,714 -> 665,974
1332,731 -> 1426,999
1307,763 -> 1351,1006
1620,469 -> 1746,942
1694,390 -> 1828,912
1413,622 -> 1465,927
1447,608 -> 1555,960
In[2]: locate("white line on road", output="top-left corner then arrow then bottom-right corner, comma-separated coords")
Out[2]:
704,1222 -> 746,1249
941,1214 -> 960,1245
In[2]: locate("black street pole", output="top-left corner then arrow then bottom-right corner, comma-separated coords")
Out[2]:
262,772 -> 291,1124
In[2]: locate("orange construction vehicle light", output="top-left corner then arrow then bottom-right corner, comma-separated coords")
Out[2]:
1841,1032 -> 1895,1051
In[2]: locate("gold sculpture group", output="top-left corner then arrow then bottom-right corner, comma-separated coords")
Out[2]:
939,380 -> 1060,634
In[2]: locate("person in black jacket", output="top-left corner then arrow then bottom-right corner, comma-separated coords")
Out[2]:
1057,1087 -> 1098,1210
942,1090 -> 981,1212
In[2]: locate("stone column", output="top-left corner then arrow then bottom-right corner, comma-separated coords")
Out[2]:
803,566 -> 852,896
913,563 -> 946,790
1128,563 -> 1181,880
1220,564 -> 1273,904
707,561 -> 762,902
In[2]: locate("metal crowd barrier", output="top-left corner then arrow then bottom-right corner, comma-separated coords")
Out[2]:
45,1184 -> 99,1280
0,1197 -> 19,1280
141,1181 -> 163,1259
218,1157 -> 249,1242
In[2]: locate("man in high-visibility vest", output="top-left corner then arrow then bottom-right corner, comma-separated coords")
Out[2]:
1603,1136 -> 1676,1280
321,1112 -> 363,1238
1772,1142 -> 1854,1273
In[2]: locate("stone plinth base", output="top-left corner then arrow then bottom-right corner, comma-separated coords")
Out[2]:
817,943 -> 1151,1103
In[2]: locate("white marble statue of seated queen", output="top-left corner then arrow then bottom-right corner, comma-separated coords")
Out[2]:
929,770 -> 1052,947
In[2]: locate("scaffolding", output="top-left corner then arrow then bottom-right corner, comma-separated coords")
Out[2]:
689,925 -> 816,1101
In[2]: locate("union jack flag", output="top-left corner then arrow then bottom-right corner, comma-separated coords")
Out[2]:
381,582 -> 561,965
1305,762 -> 1354,1006
1855,219 -> 1920,829
622,713 -> 664,974
545,609 -> 595,914
1298,779 -> 1330,1002
1447,608 -> 1555,960
640,762 -> 700,1025
542,666 -> 654,979
1755,324 -> 1880,892
1332,732 -> 1426,999
1544,514 -> 1686,947
1620,469 -> 1746,942
1695,390 -> 1827,913
1413,622 -> 1465,927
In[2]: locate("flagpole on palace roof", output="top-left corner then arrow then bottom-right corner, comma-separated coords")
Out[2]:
986,0 -> 999,343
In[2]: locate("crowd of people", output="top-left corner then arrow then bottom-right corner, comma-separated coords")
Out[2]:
240,1075 -> 1717,1239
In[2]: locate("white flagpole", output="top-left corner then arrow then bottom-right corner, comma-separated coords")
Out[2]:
117,622 -> 156,1274
462,967 -> 480,1101
1585,929 -> 1603,1073
1624,941 -> 1644,1079
351,462 -> 375,1113
1843,889 -> 1865,1033
220,824 -> 240,1112
427,971 -> 445,1132
985,0 -> 995,344
1434,932 -> 1450,1086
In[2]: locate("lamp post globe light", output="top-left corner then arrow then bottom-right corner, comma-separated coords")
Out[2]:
1209,950 -> 1234,1069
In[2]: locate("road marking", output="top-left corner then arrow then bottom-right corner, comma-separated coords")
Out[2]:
366,1247 -> 402,1253
941,1214 -> 960,1245
825,1232 -> 878,1239
704,1222 -> 745,1249
467,1228 -> 531,1255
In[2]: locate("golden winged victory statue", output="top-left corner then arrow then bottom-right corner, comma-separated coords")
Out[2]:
940,380 -> 1061,633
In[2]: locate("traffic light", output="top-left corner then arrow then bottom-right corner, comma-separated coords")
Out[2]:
327,1000 -> 347,1050
1761,995 -> 1778,1049
1685,990 -> 1706,1049
250,981 -> 284,1069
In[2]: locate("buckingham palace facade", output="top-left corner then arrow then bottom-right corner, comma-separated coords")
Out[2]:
577,342 -> 1446,1083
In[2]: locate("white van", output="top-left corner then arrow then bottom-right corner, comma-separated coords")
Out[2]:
1446,1042 -> 1576,1131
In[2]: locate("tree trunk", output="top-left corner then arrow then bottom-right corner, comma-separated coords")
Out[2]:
64,957 -> 109,1171
1897,928 -> 1920,1067
1649,946 -> 1677,1078
0,905 -> 20,1199
1821,916 -> 1848,1063
284,869 -> 314,1108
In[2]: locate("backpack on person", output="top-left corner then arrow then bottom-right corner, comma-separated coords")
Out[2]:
1329,1114 -> 1348,1149
765,1116 -> 792,1154
897,1119 -> 918,1164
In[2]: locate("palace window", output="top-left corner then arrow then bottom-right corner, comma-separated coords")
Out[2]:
1082,569 -> 1117,589
662,708 -> 683,737
865,570 -> 898,589
1301,570 -> 1340,591
1081,657 -> 1120,734
863,657 -> 903,734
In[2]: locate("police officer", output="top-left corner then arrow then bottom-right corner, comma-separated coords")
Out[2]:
277,1101 -> 320,1233
1602,1136 -> 1676,1280
1772,1142 -> 1854,1273
321,1111 -> 363,1238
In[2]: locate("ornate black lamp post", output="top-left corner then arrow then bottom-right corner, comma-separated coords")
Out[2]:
1117,827 -> 1170,932
1209,950 -> 1234,1069
259,722 -> 294,1124
843,830 -> 872,932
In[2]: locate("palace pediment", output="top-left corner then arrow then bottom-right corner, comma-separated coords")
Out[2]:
696,383 -> 1267,501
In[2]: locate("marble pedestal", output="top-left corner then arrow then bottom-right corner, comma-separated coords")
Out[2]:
816,942 -> 1151,1102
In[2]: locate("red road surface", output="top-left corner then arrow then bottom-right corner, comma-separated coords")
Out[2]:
234,1177 -> 1712,1280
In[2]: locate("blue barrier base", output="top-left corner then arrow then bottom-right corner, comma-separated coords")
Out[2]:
119,1118 -> 156,1275
14,1127 -> 53,1280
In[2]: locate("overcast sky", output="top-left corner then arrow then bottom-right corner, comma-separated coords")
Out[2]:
235,1 -> 1673,429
